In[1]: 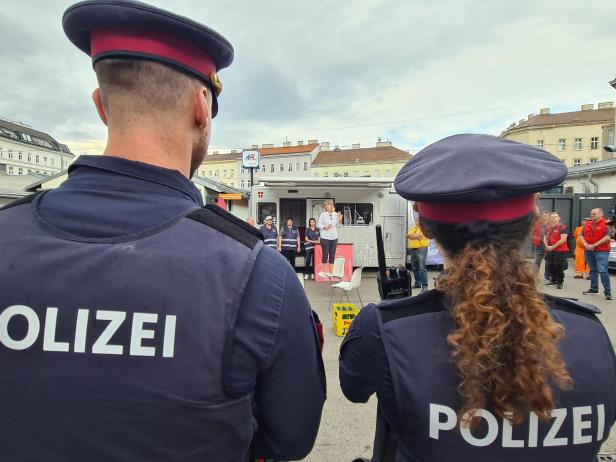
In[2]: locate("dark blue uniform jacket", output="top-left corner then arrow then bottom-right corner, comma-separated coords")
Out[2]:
340,290 -> 616,462
0,155 -> 325,462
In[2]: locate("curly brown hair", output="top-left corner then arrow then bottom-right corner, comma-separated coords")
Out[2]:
421,214 -> 573,426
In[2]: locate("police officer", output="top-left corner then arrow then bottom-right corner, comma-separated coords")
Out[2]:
260,215 -> 279,250
0,2 -> 325,461
339,134 -> 616,462
278,216 -> 301,270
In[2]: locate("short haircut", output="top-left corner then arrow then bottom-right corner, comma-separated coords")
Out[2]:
94,59 -> 202,122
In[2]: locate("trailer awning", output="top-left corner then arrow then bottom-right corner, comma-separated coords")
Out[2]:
257,177 -> 395,188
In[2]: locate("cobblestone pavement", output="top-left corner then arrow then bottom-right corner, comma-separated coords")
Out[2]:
299,265 -> 616,461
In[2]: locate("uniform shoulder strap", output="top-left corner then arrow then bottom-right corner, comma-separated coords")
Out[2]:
185,204 -> 263,249
0,191 -> 43,211
378,289 -> 447,324
543,293 -> 602,319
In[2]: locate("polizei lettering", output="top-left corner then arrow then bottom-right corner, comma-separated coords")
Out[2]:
0,305 -> 176,357
429,403 -> 606,448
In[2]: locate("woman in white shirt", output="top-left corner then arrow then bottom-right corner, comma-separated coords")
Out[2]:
317,199 -> 339,277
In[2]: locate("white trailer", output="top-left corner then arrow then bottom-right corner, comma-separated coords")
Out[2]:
250,177 -> 407,267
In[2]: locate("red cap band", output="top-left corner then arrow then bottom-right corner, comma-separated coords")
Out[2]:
417,194 -> 536,224
90,27 -> 216,78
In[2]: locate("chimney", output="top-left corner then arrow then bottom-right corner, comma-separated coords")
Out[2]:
581,104 -> 594,111
307,139 -> 318,145
597,101 -> 614,109
540,107 -> 550,115
527,114 -> 534,120
283,141 -> 291,147
297,140 -> 304,146
519,119 -> 525,124
321,142 -> 331,151
352,143 -> 361,149
251,144 -> 258,149
376,139 -> 392,148
262,143 -> 274,148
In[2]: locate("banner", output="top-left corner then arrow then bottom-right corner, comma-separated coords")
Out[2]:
314,243 -> 353,282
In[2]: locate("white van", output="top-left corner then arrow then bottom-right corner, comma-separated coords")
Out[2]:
251,177 -> 407,267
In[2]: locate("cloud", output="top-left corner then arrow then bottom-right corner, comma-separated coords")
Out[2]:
0,0 -> 614,155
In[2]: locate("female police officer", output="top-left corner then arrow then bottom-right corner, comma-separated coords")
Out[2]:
339,134 -> 616,462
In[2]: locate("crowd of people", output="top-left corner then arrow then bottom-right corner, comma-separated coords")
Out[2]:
245,199 -> 342,279
532,207 -> 612,299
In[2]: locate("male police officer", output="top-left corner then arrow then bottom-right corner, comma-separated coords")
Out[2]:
0,1 -> 325,461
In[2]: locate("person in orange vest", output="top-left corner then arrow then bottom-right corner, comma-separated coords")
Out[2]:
573,218 -> 590,279
580,208 -> 613,300
543,211 -> 569,289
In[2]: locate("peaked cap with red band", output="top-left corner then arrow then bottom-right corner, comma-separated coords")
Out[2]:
62,0 -> 234,117
394,134 -> 567,224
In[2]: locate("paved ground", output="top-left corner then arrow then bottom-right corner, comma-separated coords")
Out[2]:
299,263 -> 616,461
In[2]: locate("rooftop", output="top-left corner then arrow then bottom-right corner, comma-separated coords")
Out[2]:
0,118 -> 75,156
502,105 -> 615,135
0,172 -> 45,198
567,157 -> 616,176
312,145 -> 411,166
258,143 -> 319,157
200,152 -> 242,163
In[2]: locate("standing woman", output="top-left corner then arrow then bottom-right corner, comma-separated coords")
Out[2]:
318,199 -> 339,277
573,218 -> 590,279
279,216 -> 301,270
543,211 -> 569,289
339,135 -> 616,462
304,218 -> 320,280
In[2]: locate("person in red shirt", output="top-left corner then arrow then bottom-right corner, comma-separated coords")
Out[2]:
532,210 -> 551,279
543,211 -> 569,289
580,208 -> 612,300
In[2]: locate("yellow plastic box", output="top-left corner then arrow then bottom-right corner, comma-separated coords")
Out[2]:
332,303 -> 359,337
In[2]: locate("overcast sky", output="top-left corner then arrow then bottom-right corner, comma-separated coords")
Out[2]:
1,0 -> 615,156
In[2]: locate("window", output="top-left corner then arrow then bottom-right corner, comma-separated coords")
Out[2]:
208,170 -> 212,176
590,157 -> 599,163
223,169 -> 227,177
374,170 -> 380,177
261,164 -> 265,173
240,180 -> 245,188
288,163 -> 292,172
8,150 -> 13,159
314,172 -> 319,177
248,180 -> 251,187
353,170 -> 359,177
27,154 -> 31,162
0,148 -> 3,157
271,164 -> 275,172
8,166 -> 13,174
574,138 -> 582,150
334,203 -> 373,225
35,155 -> 39,163
385,169 -> 392,177
44,156 -> 48,164
303,162 -> 308,171
334,172 -> 340,177
18,167 -> 23,175
536,140 -> 544,149
591,137 -> 599,149
609,129 -> 614,145
573,159 -> 581,166
51,158 -> 54,166
279,164 -> 284,172
18,152 -> 22,160
214,170 -> 219,177
557,139 -> 566,151
323,172 -> 328,177
257,202 -> 277,225
343,172 -> 349,177
240,167 -> 244,174
28,170 -> 32,174
296,163 -> 300,171
363,170 -> 369,176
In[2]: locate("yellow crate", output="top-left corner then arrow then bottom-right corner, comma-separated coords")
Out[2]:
332,303 -> 359,337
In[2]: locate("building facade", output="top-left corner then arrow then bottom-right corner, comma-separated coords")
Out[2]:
563,158 -> 616,194
0,118 -> 75,176
501,103 -> 615,168
197,151 -> 242,187
236,141 -> 320,189
311,141 -> 411,178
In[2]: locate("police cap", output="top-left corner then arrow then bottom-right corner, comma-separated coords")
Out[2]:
63,0 -> 233,117
394,134 -> 567,223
